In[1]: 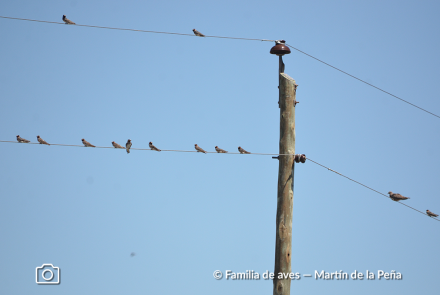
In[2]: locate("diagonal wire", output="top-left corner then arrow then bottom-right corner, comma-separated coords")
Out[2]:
0,16 -> 274,42
285,43 -> 440,119
306,157 -> 440,222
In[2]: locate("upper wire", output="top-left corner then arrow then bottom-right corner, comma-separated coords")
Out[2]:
0,16 -> 274,42
285,43 -> 440,119
2,15 -> 439,119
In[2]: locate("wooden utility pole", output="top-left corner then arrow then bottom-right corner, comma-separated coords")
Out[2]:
270,41 -> 296,295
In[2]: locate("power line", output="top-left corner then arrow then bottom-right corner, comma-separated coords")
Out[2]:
2,16 -> 439,120
0,140 -> 288,156
307,157 -> 440,222
2,139 -> 437,221
0,16 -> 274,42
1,16 -> 438,221
285,43 -> 440,119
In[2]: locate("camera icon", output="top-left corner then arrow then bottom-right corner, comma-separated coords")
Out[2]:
35,264 -> 60,285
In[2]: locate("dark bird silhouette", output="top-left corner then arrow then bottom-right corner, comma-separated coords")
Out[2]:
192,29 -> 205,37
195,144 -> 207,153
215,146 -> 227,153
388,191 -> 410,202
426,210 -> 438,217
37,136 -> 50,145
238,146 -> 250,154
126,139 -> 132,154
16,135 -> 30,143
149,142 -> 161,151
112,141 -> 124,149
82,139 -> 95,147
62,15 -> 75,25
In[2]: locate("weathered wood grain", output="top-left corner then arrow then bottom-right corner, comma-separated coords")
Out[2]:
273,72 -> 297,295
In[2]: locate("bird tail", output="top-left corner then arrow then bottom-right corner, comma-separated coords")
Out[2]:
126,149 -> 130,154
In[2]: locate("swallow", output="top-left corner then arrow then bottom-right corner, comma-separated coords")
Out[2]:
62,15 -> 76,25
215,146 -> 227,153
16,135 -> 30,143
112,141 -> 124,149
388,191 -> 410,202
195,144 -> 207,153
37,135 -> 50,145
82,138 -> 95,147
238,146 -> 250,154
149,142 -> 161,151
426,210 -> 438,217
126,139 -> 132,154
192,29 -> 205,37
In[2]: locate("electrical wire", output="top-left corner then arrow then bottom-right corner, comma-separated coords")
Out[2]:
1,139 -> 438,221
285,43 -> 440,119
0,16 -> 274,42
306,157 -> 440,222
2,15 -> 439,119
0,140 -> 288,156
1,15 -> 439,220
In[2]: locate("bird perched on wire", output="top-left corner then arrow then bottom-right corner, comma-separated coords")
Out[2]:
82,139 -> 95,147
62,15 -> 76,25
238,146 -> 250,154
388,191 -> 410,202
126,139 -> 132,154
37,136 -> 50,145
215,146 -> 227,153
192,29 -> 205,37
149,142 -> 161,151
195,144 -> 207,154
16,135 -> 30,143
112,141 -> 124,149
426,210 -> 438,217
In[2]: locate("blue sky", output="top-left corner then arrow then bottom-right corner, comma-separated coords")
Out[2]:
1,0 -> 439,294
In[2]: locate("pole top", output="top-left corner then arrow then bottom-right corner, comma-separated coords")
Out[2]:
270,40 -> 291,56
